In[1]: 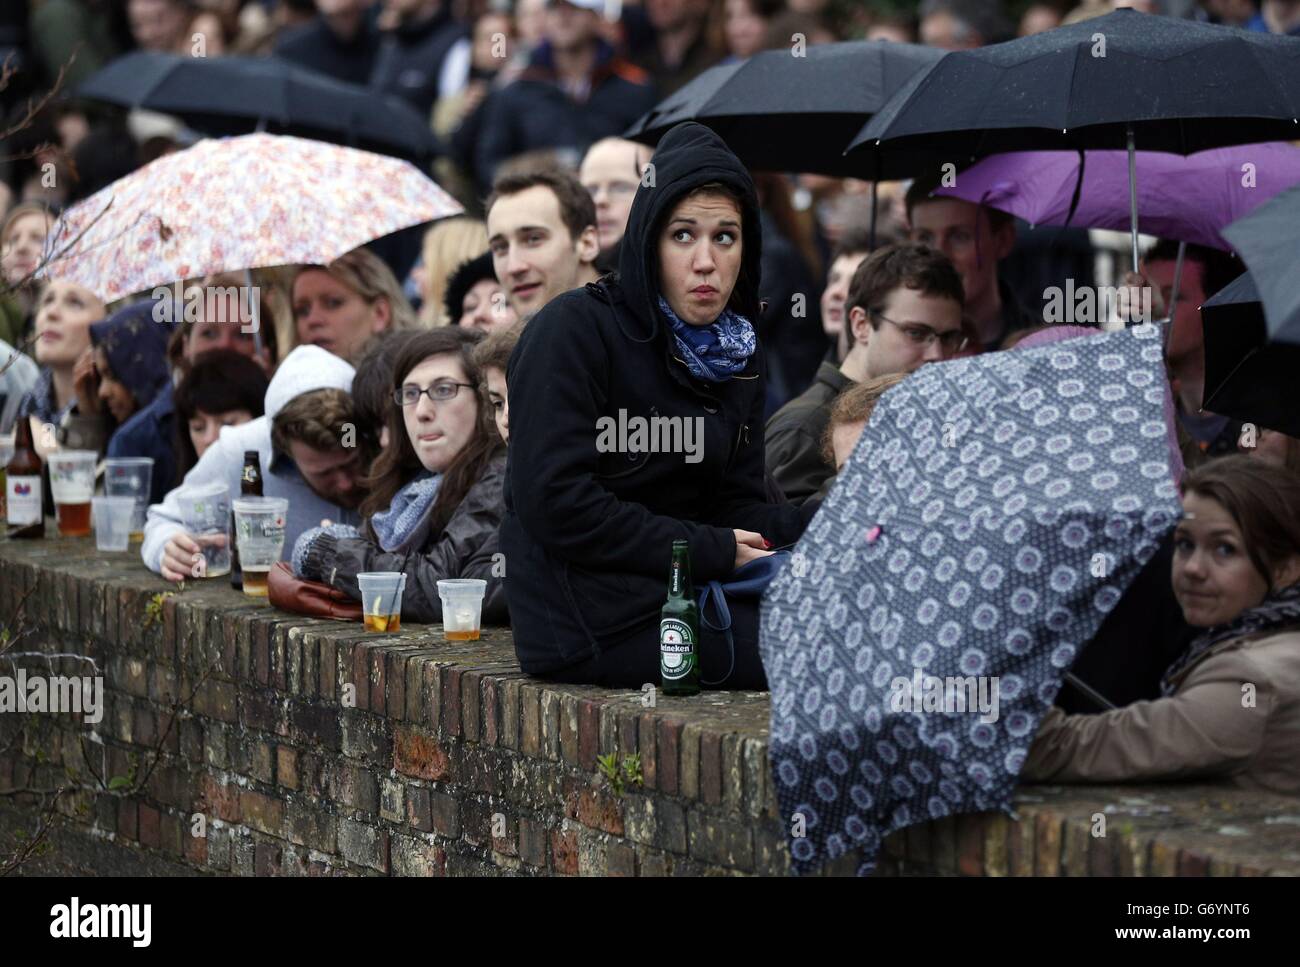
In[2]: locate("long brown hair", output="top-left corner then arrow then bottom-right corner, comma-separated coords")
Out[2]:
361,328 -> 503,535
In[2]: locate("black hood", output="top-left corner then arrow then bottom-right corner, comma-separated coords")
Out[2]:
616,122 -> 762,332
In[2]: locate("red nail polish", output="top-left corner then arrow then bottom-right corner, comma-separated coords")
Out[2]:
762,539 -> 772,549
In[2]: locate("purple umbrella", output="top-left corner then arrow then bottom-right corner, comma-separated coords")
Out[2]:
933,142 -> 1300,252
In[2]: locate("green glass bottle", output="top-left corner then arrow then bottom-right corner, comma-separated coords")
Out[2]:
660,539 -> 700,696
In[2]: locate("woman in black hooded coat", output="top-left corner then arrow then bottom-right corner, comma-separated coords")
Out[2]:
501,122 -> 813,689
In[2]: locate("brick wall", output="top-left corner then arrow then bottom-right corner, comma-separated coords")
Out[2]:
2,538 -> 1298,876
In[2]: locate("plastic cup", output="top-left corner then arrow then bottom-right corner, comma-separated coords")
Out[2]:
92,495 -> 135,552
105,457 -> 154,543
178,481 -> 232,578
48,449 -> 97,536
232,497 -> 288,597
358,572 -> 407,633
437,579 -> 486,641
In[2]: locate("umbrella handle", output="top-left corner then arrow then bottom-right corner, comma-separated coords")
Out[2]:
1127,123 -> 1140,275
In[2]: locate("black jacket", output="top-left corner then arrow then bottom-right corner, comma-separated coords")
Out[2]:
502,122 -> 811,674
764,360 -> 853,506
474,39 -> 658,192
368,6 -> 466,116
301,452 -> 509,625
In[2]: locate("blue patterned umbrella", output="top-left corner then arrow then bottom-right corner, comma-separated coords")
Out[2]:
759,325 -> 1182,875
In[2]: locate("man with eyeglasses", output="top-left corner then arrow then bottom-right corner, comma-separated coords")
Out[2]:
765,242 -> 966,505
905,171 -> 1035,351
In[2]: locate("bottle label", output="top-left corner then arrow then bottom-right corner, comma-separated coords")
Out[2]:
659,618 -> 696,681
6,475 -> 42,525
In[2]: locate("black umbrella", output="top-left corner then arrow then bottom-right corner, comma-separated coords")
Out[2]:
78,51 -> 437,161
1221,182 -> 1300,345
624,40 -> 944,178
849,9 -> 1300,269
1202,271 -> 1300,437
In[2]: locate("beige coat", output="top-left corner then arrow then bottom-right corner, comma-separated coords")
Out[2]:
1022,630 -> 1300,795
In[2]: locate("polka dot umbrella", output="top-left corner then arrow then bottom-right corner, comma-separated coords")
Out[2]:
759,324 -> 1183,875
38,133 -> 463,305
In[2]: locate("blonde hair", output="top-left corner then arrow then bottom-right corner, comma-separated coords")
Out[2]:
419,217 -> 488,327
291,247 -> 417,345
821,372 -> 909,468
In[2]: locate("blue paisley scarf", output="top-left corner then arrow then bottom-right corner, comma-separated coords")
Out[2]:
657,295 -> 756,383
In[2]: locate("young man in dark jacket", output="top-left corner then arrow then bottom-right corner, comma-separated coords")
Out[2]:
501,122 -> 813,689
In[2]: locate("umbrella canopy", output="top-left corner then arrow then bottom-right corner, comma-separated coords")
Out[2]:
40,133 -> 462,304
78,51 -> 438,160
1202,271 -> 1300,437
759,325 -> 1181,875
932,143 -> 1300,251
1221,181 -> 1300,344
624,41 -> 944,177
849,10 -> 1300,162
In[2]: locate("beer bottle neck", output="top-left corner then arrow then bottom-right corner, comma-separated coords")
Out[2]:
668,546 -> 691,597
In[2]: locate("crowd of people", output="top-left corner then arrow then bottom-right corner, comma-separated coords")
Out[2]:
2,0 -> 1299,799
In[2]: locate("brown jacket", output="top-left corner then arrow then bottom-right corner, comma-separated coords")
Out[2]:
1023,629 -> 1300,795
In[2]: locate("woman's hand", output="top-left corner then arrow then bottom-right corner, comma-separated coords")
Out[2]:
161,531 -> 224,582
72,348 -> 101,415
733,529 -> 773,570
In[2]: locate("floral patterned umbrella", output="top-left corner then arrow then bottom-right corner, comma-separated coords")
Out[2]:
759,325 -> 1182,875
40,133 -> 462,303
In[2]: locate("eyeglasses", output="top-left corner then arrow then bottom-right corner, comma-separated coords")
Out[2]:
872,311 -> 969,354
394,380 -> 476,407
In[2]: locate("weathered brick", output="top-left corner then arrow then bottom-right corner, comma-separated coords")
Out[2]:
442,667 -> 462,738
520,684 -> 542,756
559,694 -> 580,765
429,790 -> 460,838
277,746 -> 299,790
624,796 -> 687,854
341,710 -> 391,764
255,840 -> 282,876
607,842 -> 636,877
1034,813 -> 1062,876
380,776 -> 404,823
519,818 -> 548,868
393,726 -> 451,781
118,799 -> 139,841
330,763 -> 379,813
500,678 -> 522,751
406,787 -> 433,832
462,671 -> 483,741
284,800 -> 337,852
392,834 -> 444,877
565,778 -> 625,836
194,679 -> 238,723
658,719 -> 683,796
687,810 -> 754,871
640,713 -> 658,791
138,803 -> 161,849
240,789 -> 284,836
956,814 -> 985,877
578,698 -> 600,767
699,731 -> 722,806
983,812 -> 1010,877
539,689 -> 561,761
201,776 -> 240,823
551,823 -> 579,875
338,818 -> 388,872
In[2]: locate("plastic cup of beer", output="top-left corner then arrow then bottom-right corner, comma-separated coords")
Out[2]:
232,496 -> 288,597
91,495 -> 135,552
357,572 -> 406,633
437,579 -> 486,641
178,481 -> 232,578
105,457 -> 154,543
48,450 -> 97,536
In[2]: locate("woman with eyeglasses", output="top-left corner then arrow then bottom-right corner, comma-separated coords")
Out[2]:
291,328 -> 508,624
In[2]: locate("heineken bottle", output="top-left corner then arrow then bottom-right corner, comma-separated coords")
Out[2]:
660,539 -> 700,696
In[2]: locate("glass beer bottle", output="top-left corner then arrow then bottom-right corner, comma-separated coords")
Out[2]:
230,450 -> 263,589
6,417 -> 45,539
660,539 -> 700,696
